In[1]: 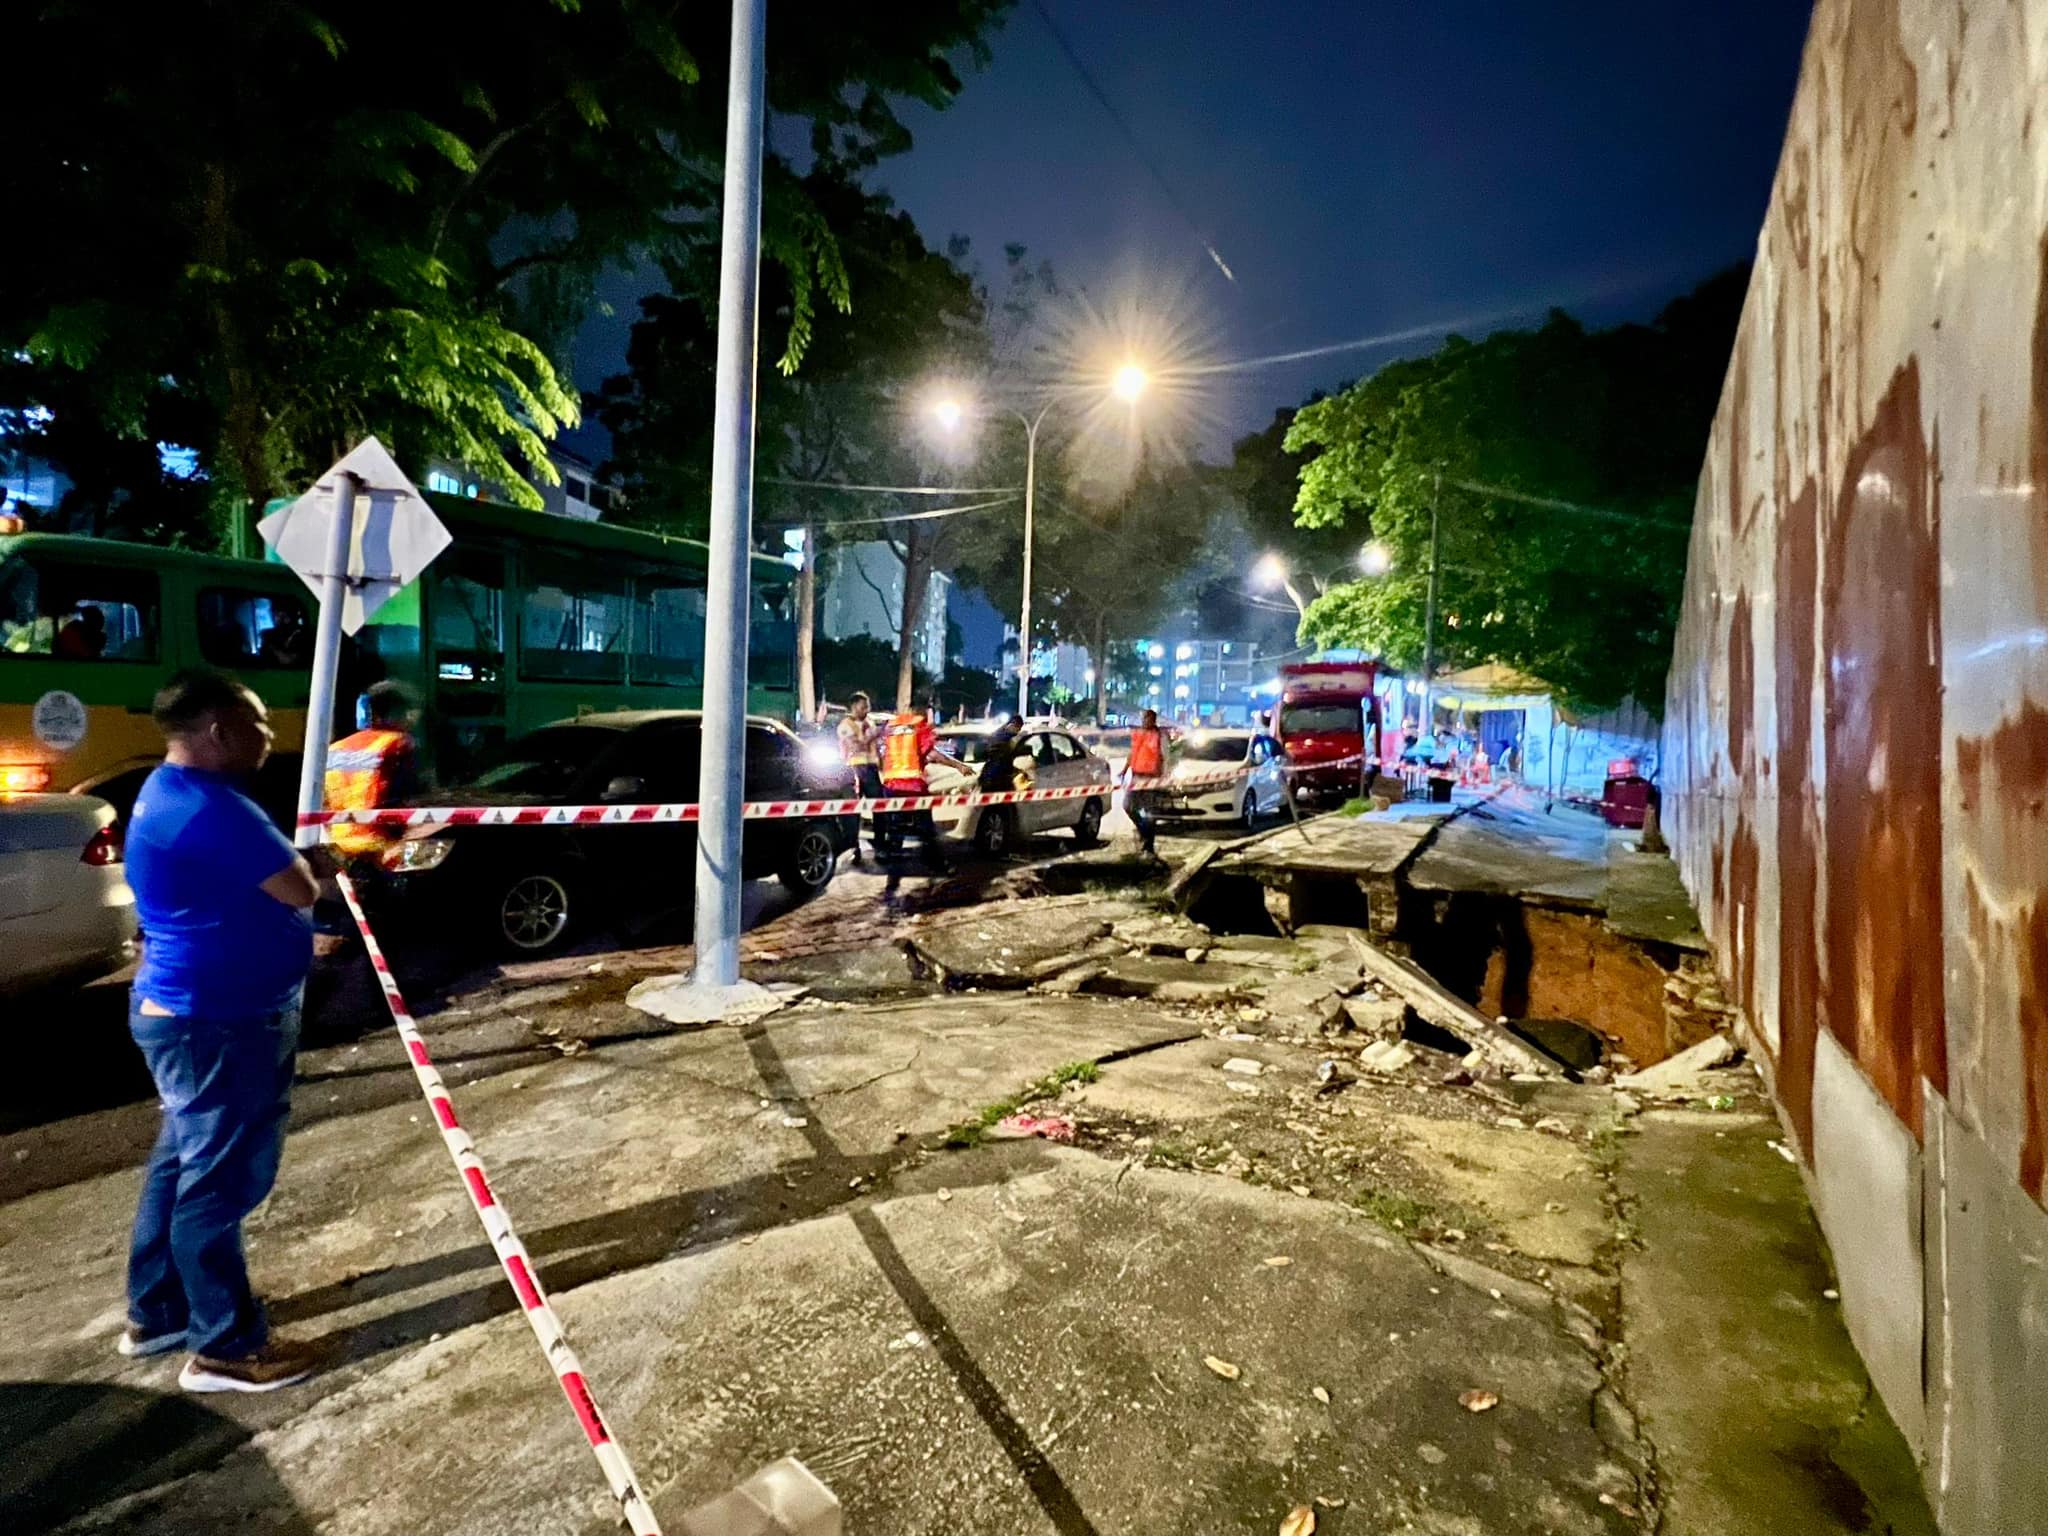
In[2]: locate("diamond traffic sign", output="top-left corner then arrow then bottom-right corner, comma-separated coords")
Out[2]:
259,437 -> 452,634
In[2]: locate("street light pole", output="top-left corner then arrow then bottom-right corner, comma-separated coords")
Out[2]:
691,0 -> 767,993
1418,470 -> 1442,737
1015,402 -> 1051,718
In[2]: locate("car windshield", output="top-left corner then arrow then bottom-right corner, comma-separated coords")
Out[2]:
466,726 -> 619,795
1281,703 -> 1361,736
1182,734 -> 1250,762
940,731 -> 1012,764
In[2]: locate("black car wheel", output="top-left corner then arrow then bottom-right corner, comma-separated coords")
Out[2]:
974,807 -> 1014,856
498,871 -> 574,953
778,825 -> 839,896
1072,797 -> 1104,847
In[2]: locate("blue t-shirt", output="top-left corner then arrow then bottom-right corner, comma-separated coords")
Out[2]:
128,763 -> 314,1018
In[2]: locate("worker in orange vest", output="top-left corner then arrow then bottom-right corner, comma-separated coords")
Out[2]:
1124,707 -> 1175,860
877,703 -> 966,870
322,682 -> 421,867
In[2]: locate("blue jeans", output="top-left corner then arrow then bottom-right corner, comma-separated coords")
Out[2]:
126,994 -> 301,1359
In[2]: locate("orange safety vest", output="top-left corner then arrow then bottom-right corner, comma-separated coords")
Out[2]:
324,728 -> 411,858
881,716 -> 928,787
1126,727 -> 1165,780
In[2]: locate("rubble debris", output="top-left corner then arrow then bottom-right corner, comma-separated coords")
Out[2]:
1459,1389 -> 1500,1413
1279,1505 -> 1316,1536
1111,913 -> 1216,956
1223,1058 -> 1266,1076
1311,1385 -> 1331,1405
1615,1031 -> 1739,1094
1204,1355 -> 1242,1381
1359,1040 -> 1416,1075
1342,935 -> 1562,1077
1315,1059 -> 1356,1094
1341,994 -> 1408,1039
1264,1255 -> 1294,1268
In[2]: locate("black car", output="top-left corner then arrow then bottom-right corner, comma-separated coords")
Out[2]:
374,710 -> 858,953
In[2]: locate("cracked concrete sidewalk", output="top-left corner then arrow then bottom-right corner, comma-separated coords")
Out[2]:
2,887 -> 1932,1535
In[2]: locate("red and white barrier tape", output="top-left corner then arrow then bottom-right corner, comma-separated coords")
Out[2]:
334,873 -> 663,1535
304,780 -> 1103,829
299,758 -> 1372,831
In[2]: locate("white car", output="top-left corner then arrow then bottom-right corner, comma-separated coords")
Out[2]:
0,793 -> 137,993
866,722 -> 1113,856
1148,729 -> 1289,828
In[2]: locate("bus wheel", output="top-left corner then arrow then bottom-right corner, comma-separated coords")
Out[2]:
778,826 -> 839,898
498,872 -> 574,953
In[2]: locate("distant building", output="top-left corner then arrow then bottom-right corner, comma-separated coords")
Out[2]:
422,446 -> 624,523
814,541 -> 950,679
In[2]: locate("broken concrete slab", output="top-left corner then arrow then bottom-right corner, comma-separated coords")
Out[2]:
1204,934 -> 1325,972
906,906 -> 1119,989
1341,995 -> 1408,1038
1341,934 -> 1562,1077
1078,954 -> 1258,1002
1109,913 -> 1215,956
1616,1032 -> 1739,1095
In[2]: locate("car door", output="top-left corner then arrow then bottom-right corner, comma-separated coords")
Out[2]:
1040,732 -> 1090,828
1248,734 -> 1280,812
579,720 -> 701,883
1011,732 -> 1055,833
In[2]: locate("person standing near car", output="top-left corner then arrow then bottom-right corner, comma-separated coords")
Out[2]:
978,714 -> 1026,794
879,702 -> 967,871
120,668 -> 328,1393
837,692 -> 882,863
1125,707 -> 1174,860
323,681 -> 422,870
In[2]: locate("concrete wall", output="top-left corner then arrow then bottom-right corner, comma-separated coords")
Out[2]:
1662,2 -> 2048,1529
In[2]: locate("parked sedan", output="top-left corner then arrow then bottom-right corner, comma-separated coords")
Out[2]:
863,722 -> 1113,856
0,792 -> 136,993
373,710 -> 858,954
1150,729 -> 1288,828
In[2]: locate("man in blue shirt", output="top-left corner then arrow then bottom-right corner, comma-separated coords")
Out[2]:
120,668 -> 327,1392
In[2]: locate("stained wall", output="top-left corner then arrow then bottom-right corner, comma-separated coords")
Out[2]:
1663,2 -> 2048,1526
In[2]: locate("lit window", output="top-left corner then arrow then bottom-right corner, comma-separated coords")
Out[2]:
1175,643 -> 1193,661
425,469 -> 463,496
1147,643 -> 1165,660
1149,665 -> 1163,677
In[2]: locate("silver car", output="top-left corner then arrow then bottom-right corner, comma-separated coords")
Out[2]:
866,722 -> 1113,856
0,793 -> 137,994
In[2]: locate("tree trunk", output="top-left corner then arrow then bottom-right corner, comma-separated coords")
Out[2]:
894,526 -> 930,711
795,519 -> 818,721
1092,612 -> 1109,725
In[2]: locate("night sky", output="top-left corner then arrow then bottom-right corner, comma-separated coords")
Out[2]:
569,1 -> 1814,458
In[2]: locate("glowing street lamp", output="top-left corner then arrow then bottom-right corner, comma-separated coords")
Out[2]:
1253,551 -> 1309,617
926,358 -> 1153,715
1359,540 -> 1393,578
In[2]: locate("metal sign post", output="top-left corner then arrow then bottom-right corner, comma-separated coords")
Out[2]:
260,436 -> 450,851
292,472 -> 358,850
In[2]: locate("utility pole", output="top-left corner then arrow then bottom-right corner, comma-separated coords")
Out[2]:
1016,406 -> 1048,718
691,0 -> 767,993
1418,470 -> 1442,739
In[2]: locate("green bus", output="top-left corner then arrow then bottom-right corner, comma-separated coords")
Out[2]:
0,493 -> 796,816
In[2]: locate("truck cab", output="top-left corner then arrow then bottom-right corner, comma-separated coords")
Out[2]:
1274,661 -> 1379,806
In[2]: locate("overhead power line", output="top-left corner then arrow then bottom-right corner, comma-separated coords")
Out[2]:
1445,477 -> 1691,533
1028,0 -> 1236,284
760,494 -> 1020,530
764,477 -> 1023,496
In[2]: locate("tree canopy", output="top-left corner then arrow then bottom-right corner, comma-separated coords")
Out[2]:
2,0 -> 1007,539
1282,268 -> 1745,712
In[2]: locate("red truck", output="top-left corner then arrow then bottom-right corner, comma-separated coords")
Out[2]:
1274,661 -> 1380,805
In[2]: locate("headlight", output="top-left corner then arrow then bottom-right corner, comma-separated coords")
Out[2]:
381,836 -> 454,873
802,740 -> 844,773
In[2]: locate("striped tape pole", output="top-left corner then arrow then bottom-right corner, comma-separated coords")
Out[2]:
333,873 -> 663,1535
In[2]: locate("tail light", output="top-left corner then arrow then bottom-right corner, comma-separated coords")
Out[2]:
81,824 -> 123,866
1,763 -> 52,795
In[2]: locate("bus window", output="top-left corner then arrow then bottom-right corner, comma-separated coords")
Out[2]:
630,577 -> 707,685
198,587 -> 312,669
520,571 -> 626,682
430,557 -> 505,682
748,580 -> 795,691
0,556 -> 158,662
